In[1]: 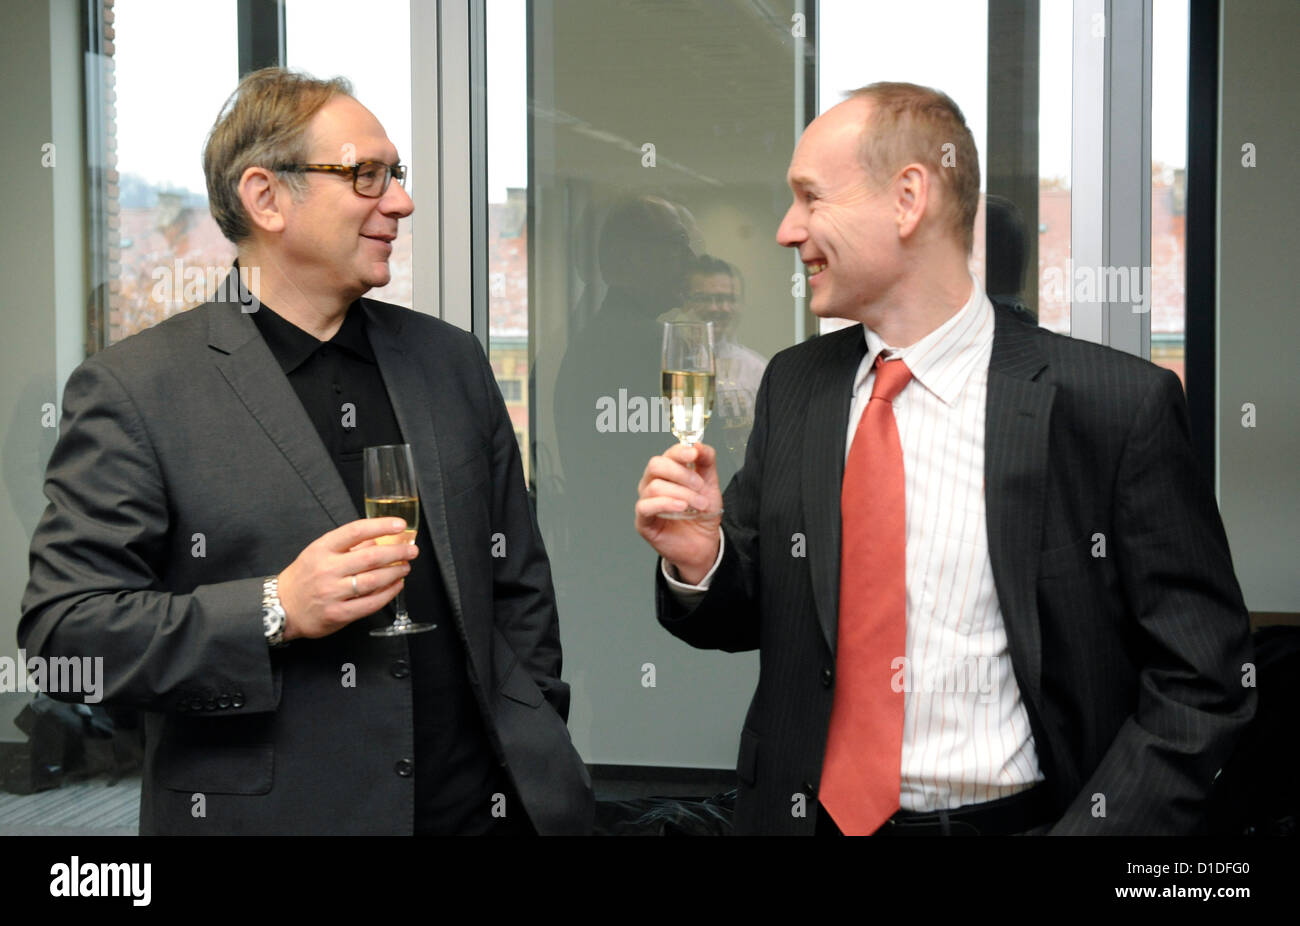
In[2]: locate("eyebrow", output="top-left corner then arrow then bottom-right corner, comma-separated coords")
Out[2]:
787,172 -> 818,190
351,148 -> 401,164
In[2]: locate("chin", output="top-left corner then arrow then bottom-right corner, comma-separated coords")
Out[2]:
362,267 -> 392,291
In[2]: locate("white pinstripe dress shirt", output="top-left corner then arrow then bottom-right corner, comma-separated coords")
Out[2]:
850,276 -> 1042,811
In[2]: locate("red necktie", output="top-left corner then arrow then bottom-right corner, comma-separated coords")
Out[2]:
821,354 -> 912,835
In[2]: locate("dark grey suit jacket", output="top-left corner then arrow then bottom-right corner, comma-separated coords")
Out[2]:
657,304 -> 1255,835
20,294 -> 593,835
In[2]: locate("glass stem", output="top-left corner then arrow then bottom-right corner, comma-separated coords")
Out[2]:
393,588 -> 410,626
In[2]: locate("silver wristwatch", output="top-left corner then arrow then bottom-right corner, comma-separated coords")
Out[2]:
261,575 -> 287,647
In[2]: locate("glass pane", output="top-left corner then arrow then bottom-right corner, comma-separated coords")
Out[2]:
488,0 -> 531,482
493,0 -> 820,767
286,0 -> 413,308
1151,0 -> 1188,384
108,0 -> 238,344
1037,0 -> 1073,334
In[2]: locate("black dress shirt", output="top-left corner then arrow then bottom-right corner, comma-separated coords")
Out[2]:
248,294 -> 520,835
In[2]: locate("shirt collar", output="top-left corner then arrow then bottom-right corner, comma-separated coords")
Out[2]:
234,263 -> 375,373
857,272 -> 995,407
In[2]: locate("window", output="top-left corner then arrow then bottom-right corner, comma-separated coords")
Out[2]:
100,0 -> 238,346
1151,0 -> 1189,384
487,0 -> 813,766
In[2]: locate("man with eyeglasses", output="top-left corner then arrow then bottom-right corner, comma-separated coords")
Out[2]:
20,68 -> 593,835
683,255 -> 767,485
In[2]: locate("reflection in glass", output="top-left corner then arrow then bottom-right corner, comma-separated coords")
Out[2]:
511,0 -> 799,767
685,256 -> 767,480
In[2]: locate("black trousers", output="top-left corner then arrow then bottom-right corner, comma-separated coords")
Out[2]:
816,785 -> 1053,836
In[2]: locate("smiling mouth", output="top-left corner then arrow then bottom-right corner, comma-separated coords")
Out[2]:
805,260 -> 827,276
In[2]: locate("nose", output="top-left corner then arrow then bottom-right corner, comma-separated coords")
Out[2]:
776,200 -> 805,248
381,177 -> 414,218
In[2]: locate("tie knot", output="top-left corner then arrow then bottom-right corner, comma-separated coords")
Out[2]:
870,355 -> 912,403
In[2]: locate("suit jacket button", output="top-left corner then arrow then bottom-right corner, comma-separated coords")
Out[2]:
231,693 -> 245,708
802,780 -> 817,797
395,758 -> 413,777
217,695 -> 231,709
821,667 -> 833,687
204,698 -> 218,711
390,659 -> 410,679
177,699 -> 190,712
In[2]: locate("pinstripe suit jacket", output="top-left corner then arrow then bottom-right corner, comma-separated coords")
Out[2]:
657,304 -> 1255,835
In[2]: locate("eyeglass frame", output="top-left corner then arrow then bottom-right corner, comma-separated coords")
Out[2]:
275,160 -> 407,198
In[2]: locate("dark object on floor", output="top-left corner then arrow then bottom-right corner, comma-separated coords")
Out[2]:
593,790 -> 735,835
3,695 -> 144,795
1207,625 -> 1299,835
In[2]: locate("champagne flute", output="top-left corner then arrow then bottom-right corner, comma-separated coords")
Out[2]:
363,444 -> 434,636
660,321 -> 719,519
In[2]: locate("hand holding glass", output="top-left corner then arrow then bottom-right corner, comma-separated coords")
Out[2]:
363,444 -> 434,635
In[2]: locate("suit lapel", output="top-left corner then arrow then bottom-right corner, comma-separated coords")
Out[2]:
208,300 -> 358,528
361,301 -> 480,669
984,307 -> 1054,724
802,328 -> 868,654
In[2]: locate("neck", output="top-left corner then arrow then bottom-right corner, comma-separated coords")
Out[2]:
860,251 -> 972,348
237,245 -> 353,340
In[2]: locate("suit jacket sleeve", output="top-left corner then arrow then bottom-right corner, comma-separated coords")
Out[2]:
1050,369 -> 1256,834
654,355 -> 773,653
473,336 -> 571,720
18,357 -> 276,715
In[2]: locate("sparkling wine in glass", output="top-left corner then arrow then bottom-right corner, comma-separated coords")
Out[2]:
363,443 -> 434,636
660,321 -> 719,519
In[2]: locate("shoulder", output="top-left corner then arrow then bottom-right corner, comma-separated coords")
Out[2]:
73,302 -> 216,392
95,301 -> 212,359
992,309 -> 1184,439
360,298 -> 489,391
1003,310 -> 1175,395
765,323 -> 863,379
360,297 -> 482,353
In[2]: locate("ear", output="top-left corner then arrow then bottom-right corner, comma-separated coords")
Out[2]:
237,166 -> 288,236
894,163 -> 929,241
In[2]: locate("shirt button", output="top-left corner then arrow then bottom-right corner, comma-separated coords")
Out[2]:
395,758 -> 413,777
390,659 -> 410,679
